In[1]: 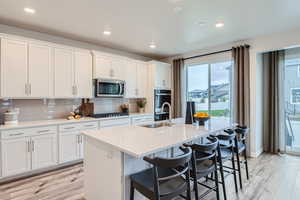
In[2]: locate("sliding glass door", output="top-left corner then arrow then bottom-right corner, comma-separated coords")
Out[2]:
186,61 -> 233,122
284,50 -> 300,153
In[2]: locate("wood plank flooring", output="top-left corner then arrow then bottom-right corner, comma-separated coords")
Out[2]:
0,154 -> 299,200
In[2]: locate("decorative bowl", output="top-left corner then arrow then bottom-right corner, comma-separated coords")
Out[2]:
194,116 -> 210,126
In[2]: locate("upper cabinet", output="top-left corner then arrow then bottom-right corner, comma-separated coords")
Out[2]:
0,35 -> 93,99
92,52 -> 125,80
1,38 -> 28,98
74,50 -> 93,98
149,61 -> 171,89
28,43 -> 52,98
53,47 -> 74,98
124,60 -> 148,98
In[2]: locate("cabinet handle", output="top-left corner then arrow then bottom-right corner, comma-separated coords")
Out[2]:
37,129 -> 50,133
29,83 -> 31,95
77,135 -> 80,144
9,133 -> 24,136
25,84 -> 28,95
32,141 -> 35,152
80,135 -> 83,144
27,141 -> 31,152
83,124 -> 94,127
163,80 -> 166,86
64,127 -> 75,130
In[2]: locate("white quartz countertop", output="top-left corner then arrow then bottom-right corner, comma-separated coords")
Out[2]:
0,112 -> 153,130
82,118 -> 234,158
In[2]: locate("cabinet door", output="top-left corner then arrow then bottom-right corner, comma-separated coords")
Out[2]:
1,38 -> 28,98
28,43 -> 52,97
54,47 -> 74,97
93,55 -> 112,79
155,63 -> 171,89
111,57 -> 126,80
124,60 -> 137,98
59,131 -> 80,163
162,63 -> 172,89
137,62 -> 148,98
1,137 -> 31,177
74,50 -> 93,98
31,134 -> 57,170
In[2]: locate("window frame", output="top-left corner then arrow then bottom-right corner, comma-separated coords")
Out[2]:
185,60 -> 234,121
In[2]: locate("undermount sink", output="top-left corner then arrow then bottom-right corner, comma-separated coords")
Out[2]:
141,122 -> 174,128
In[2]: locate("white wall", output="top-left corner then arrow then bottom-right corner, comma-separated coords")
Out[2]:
0,23 -> 152,61
165,27 -> 300,157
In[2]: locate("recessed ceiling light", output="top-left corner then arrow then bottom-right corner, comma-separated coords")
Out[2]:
149,43 -> 156,49
24,7 -> 35,14
215,22 -> 224,28
196,21 -> 206,26
173,6 -> 183,13
103,30 -> 111,36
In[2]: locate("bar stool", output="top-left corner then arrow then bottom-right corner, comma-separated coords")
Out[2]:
130,147 -> 192,200
233,125 -> 250,189
183,137 -> 220,200
211,132 -> 239,200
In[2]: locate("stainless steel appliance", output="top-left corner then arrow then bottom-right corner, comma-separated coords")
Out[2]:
91,112 -> 129,118
154,89 -> 171,121
94,78 -> 125,97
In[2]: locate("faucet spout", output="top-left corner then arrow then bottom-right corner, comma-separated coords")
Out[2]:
161,102 -> 172,123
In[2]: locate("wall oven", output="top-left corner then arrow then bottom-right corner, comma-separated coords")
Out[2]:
94,79 -> 125,97
154,89 -> 171,121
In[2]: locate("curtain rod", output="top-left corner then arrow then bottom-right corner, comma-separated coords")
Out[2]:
183,49 -> 231,61
183,45 -> 250,61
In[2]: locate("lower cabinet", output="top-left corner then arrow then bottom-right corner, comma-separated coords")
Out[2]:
59,131 -> 81,163
1,133 -> 57,177
1,137 -> 31,177
31,134 -> 57,170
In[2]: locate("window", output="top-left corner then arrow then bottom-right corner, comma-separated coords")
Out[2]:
186,60 -> 233,121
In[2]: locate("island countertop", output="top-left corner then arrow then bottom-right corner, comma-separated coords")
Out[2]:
82,118 -> 233,158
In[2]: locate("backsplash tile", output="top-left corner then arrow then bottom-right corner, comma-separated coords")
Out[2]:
0,98 -> 141,124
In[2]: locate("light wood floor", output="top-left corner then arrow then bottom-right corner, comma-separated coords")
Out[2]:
0,154 -> 299,200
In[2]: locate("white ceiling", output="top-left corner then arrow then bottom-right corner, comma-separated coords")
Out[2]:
0,0 -> 300,59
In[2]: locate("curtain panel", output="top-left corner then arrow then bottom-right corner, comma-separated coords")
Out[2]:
232,45 -> 251,154
172,58 -> 184,118
262,50 -> 285,153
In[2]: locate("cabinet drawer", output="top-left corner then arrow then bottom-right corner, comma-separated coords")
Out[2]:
132,116 -> 154,125
100,118 -> 130,128
59,124 -> 81,132
80,122 -> 98,130
28,126 -> 57,136
1,129 -> 30,139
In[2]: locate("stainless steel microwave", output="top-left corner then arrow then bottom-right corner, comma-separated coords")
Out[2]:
94,79 -> 125,97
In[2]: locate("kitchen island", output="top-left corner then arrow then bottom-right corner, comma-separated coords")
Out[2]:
82,118 -> 233,200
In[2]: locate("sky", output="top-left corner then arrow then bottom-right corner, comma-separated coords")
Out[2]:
187,61 -> 232,91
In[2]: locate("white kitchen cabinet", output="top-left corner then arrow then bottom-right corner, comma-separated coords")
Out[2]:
131,115 -> 154,125
111,57 -> 126,80
149,61 -> 172,89
0,38 -> 28,98
74,50 -> 93,98
1,137 -> 31,177
59,131 -> 81,163
93,53 -> 112,79
54,47 -> 74,98
124,60 -> 138,98
28,43 -> 52,97
136,61 -> 149,98
100,118 -> 131,128
31,134 -> 57,170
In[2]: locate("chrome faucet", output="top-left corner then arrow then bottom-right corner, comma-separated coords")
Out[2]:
161,102 -> 172,123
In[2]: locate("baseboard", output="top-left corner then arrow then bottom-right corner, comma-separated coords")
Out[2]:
0,159 -> 83,184
250,148 -> 263,158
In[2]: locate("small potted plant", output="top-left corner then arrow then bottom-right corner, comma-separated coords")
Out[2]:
136,99 -> 147,113
120,104 -> 129,114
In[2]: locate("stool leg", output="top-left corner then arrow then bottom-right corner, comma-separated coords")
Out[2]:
186,170 -> 192,200
231,154 -> 238,193
130,181 -> 134,200
217,152 -> 227,200
244,150 -> 249,180
214,164 -> 220,200
236,151 -> 243,189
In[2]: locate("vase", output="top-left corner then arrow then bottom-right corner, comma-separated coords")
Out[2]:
138,107 -> 145,113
